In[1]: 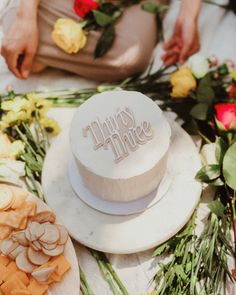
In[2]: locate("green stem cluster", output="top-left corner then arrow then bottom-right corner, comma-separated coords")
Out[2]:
154,210 -> 235,295
80,266 -> 94,295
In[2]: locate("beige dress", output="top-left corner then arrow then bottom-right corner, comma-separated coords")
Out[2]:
2,0 -> 167,82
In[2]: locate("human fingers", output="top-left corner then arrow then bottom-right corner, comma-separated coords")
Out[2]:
1,43 -> 23,79
179,41 -> 200,63
20,50 -> 35,79
188,42 -> 200,57
164,37 -> 177,50
178,39 -> 193,64
161,45 -> 180,62
164,53 -> 179,66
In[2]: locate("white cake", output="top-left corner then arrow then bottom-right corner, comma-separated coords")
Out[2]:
70,90 -> 171,202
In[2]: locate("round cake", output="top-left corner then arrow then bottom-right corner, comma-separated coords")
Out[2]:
70,90 -> 171,202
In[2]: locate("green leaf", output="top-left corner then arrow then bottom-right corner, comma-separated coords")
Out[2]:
217,64 -> 229,75
207,200 -> 225,217
175,264 -> 187,280
190,103 -> 209,120
215,137 -> 228,164
95,24 -> 115,58
195,164 -> 221,183
142,2 -> 168,13
22,153 -> 42,172
209,177 -> 224,186
153,241 -> 170,257
223,142 -> 236,189
196,75 -> 214,104
93,10 -> 114,27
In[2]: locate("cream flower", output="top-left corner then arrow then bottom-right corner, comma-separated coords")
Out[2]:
0,132 -> 11,158
169,67 -> 197,98
1,97 -> 29,113
10,140 -> 25,159
0,111 -> 28,129
51,18 -> 87,54
188,54 -> 209,79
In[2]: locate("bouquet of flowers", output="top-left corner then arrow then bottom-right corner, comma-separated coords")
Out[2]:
51,0 -> 168,57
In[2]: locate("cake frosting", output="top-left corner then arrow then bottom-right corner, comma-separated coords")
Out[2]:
70,90 -> 171,202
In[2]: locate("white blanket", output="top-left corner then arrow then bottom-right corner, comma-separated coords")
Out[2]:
0,1 -> 236,294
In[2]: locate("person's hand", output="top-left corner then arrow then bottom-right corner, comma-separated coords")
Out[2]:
1,17 -> 39,79
161,12 -> 200,65
162,15 -> 200,65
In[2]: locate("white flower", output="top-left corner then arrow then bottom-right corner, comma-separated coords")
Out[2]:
201,143 -> 217,166
188,54 -> 209,79
0,159 -> 25,185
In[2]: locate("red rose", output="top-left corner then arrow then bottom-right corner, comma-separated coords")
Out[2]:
229,84 -> 236,99
74,0 -> 99,18
215,103 -> 236,131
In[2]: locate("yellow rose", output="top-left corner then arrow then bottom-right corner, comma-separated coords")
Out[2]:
51,18 -> 87,54
231,70 -> 236,81
169,67 -> 197,98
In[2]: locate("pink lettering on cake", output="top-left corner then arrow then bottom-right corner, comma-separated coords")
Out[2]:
83,107 -> 154,163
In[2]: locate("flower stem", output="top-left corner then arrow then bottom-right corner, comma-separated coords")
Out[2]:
90,250 -> 122,295
79,266 -> 94,295
99,252 -> 129,295
232,191 -> 236,264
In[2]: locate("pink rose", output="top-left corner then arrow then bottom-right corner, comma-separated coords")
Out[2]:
215,103 -> 236,131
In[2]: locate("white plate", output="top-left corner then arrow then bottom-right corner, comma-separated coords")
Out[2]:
68,155 -> 172,216
42,117 -> 202,254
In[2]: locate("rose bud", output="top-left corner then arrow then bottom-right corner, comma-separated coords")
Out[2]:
215,103 -> 236,131
208,55 -> 218,67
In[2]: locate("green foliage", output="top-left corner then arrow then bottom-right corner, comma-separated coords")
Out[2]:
223,141 -> 236,190
195,164 -> 221,183
196,74 -> 215,104
190,103 -> 209,120
142,2 -> 168,13
215,137 -> 228,165
92,10 -> 115,27
207,199 -> 225,217
95,24 -> 116,58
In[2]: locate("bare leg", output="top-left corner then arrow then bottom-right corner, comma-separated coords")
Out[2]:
31,61 -> 47,73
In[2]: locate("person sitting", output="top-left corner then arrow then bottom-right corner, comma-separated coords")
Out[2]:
1,0 -> 202,82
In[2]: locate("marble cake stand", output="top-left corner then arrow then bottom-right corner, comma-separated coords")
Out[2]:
42,109 -> 202,254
